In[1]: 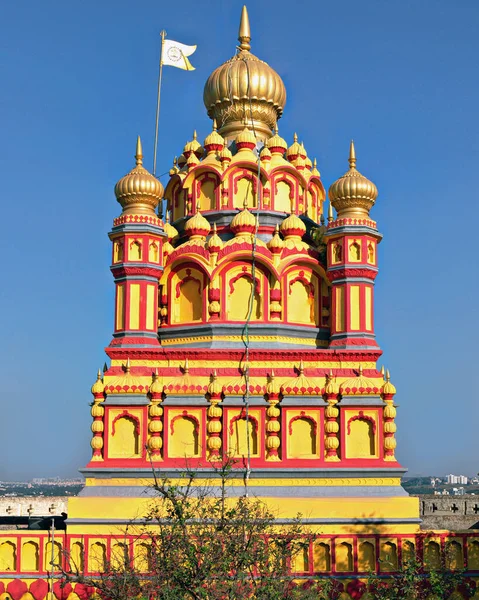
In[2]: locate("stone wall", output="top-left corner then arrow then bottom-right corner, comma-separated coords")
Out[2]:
0,496 -> 67,517
418,494 -> 479,530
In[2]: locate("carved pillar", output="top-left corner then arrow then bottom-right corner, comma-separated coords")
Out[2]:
207,371 -> 223,460
265,371 -> 281,461
90,370 -> 105,461
382,370 -> 397,461
148,370 -> 164,460
324,371 -> 340,462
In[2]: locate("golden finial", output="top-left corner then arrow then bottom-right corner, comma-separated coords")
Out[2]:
91,368 -> 105,395
271,369 -> 275,379
349,140 -> 356,169
380,365 -> 385,378
125,358 -> 131,374
135,136 -> 143,166
238,5 -> 251,51
293,133 -> 298,143
196,199 -> 201,213
184,358 -> 189,374
243,196 -> 248,210
165,210 -> 170,223
386,369 -> 391,382
299,359 -> 304,375
97,368 -> 102,380
213,119 -> 217,131
274,125 -> 279,134
193,130 -> 197,140
313,158 -> 317,168
358,364 -> 363,376
328,202 -> 333,222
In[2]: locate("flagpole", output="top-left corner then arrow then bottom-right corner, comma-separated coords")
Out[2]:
153,30 -> 166,176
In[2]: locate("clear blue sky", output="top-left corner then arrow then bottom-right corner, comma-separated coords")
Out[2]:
1,0 -> 478,480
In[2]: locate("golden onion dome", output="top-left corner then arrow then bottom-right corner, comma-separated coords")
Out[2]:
203,6 -> 286,142
183,131 -> 204,158
149,369 -> 164,395
207,370 -> 223,396
235,126 -> 257,150
299,142 -> 307,160
266,370 -> 281,396
266,128 -> 288,155
177,153 -> 187,168
219,146 -> 232,165
286,133 -> 302,162
305,156 -> 313,170
230,205 -> 257,235
260,147 -> 272,162
294,155 -> 307,171
329,141 -> 378,218
382,369 -> 397,396
114,137 -> 164,215
267,224 -> 284,253
311,158 -> 320,177
91,369 -> 105,396
280,213 -> 306,238
184,206 -> 211,239
325,370 -> 339,396
163,212 -> 179,242
204,120 -> 224,153
207,222 -> 224,252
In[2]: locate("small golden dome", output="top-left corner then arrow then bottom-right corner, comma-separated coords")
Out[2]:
177,153 -> 187,168
207,370 -> 223,396
280,213 -> 306,238
204,120 -> 224,153
91,369 -> 105,396
114,137 -> 164,215
230,205 -> 257,235
235,126 -> 256,150
294,155 -> 307,171
219,146 -> 232,164
299,142 -> 307,160
183,131 -> 204,158
184,206 -> 211,238
260,147 -> 272,162
207,222 -> 223,252
267,223 -> 284,253
305,156 -> 312,170
340,365 -> 381,395
266,370 -> 281,396
149,369 -> 164,395
382,369 -> 397,396
203,6 -> 286,142
329,141 -> 378,218
286,133 -> 302,162
266,128 -> 288,155
163,212 -> 179,241
325,370 -> 339,395
311,158 -> 320,177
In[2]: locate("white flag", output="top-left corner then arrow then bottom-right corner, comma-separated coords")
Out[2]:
162,39 -> 197,71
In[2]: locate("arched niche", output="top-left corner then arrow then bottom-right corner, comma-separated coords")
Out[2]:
380,541 -> 398,571
231,171 -> 257,209
111,542 -> 129,569
358,541 -> 375,572
346,413 -> 377,458
273,179 -> 294,213
335,541 -> 353,572
445,540 -> 463,570
424,540 -> 441,570
0,540 -> 16,571
195,173 -> 218,211
287,415 -> 318,458
402,540 -> 415,565
44,540 -> 61,571
22,540 -> 39,571
134,542 -> 151,573
291,545 -> 309,573
170,266 -> 204,324
70,541 -> 84,573
89,541 -> 106,573
313,541 -> 331,572
148,241 -> 159,263
229,413 -> 258,458
348,239 -> 361,262
169,412 -> 200,458
128,239 -> 142,261
468,540 -> 479,570
225,266 -> 265,322
109,412 -> 141,459
285,268 -> 320,326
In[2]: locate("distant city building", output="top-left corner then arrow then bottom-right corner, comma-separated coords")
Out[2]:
446,474 -> 469,485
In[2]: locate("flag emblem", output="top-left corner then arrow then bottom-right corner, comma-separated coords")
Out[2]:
162,39 -> 197,71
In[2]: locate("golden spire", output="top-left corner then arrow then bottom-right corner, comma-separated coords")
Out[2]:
349,139 -> 356,168
184,358 -> 189,374
328,202 -> 333,222
125,358 -> 131,374
91,369 -> 105,395
238,5 -> 251,51
135,136 -> 143,166
299,359 -> 304,375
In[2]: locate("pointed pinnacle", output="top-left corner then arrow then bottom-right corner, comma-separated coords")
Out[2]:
380,365 -> 385,377
213,119 -> 217,131
386,369 -> 391,382
293,133 -> 298,143
125,358 -> 131,373
299,359 -> 304,374
358,364 -> 363,375
349,140 -> 356,168
212,369 -> 217,379
184,358 -> 189,373
97,368 -> 102,380
135,136 -> 143,166
238,5 -> 251,51
193,130 -> 197,140
270,370 -> 275,379
328,202 -> 333,222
